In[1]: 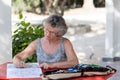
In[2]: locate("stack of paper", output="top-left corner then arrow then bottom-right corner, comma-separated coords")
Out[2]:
7,63 -> 42,78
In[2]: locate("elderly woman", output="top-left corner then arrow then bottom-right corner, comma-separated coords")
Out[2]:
13,14 -> 78,69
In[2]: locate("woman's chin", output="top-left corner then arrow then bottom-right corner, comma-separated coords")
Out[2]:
46,36 -> 51,40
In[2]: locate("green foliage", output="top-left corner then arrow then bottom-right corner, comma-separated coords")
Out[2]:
12,13 -> 44,62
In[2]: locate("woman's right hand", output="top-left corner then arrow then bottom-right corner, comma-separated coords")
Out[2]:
13,57 -> 26,68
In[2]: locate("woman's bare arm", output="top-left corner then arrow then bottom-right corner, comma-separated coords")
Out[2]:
52,39 -> 79,68
12,39 -> 37,67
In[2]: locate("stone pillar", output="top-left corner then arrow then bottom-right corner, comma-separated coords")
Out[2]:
102,0 -> 114,61
103,0 -> 120,61
0,0 -> 12,64
113,0 -> 120,61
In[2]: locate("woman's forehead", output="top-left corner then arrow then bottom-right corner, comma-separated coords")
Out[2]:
44,23 -> 52,27
44,24 -> 59,31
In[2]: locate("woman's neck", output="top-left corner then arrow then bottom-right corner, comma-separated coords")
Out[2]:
43,37 -> 62,44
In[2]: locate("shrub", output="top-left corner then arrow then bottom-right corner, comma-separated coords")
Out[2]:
12,13 -> 44,62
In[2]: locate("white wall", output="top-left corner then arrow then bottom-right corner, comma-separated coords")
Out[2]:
0,0 -> 12,64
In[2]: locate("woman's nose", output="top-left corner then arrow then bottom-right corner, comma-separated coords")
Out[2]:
46,31 -> 51,36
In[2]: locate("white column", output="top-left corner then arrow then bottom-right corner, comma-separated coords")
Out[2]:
103,0 -> 120,61
113,0 -> 120,61
0,0 -> 12,64
103,0 -> 114,61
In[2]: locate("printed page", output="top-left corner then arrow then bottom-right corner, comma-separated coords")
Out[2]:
7,63 -> 42,78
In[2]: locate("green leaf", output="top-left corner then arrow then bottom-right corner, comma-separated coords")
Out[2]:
26,22 -> 30,27
19,13 -> 23,19
20,21 -> 26,27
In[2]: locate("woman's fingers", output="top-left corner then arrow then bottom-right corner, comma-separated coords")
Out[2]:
16,61 -> 26,68
39,63 -> 49,69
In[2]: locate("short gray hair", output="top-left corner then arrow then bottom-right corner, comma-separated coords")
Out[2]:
43,15 -> 68,36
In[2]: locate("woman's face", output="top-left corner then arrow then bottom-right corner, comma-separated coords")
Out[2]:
44,24 -> 59,40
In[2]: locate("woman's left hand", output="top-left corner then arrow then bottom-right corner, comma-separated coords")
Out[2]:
39,63 -> 53,69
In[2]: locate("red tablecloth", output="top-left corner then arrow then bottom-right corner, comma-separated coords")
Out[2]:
0,62 -> 116,80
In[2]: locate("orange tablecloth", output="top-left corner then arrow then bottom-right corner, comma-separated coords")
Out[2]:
0,62 -> 115,80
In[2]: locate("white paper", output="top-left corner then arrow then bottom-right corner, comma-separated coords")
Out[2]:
7,63 -> 42,78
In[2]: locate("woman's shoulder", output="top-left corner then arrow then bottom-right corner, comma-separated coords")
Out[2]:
62,37 -> 71,44
36,37 -> 42,40
62,37 -> 68,40
31,38 -> 41,44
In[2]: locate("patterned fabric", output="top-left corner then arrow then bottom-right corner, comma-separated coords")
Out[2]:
36,38 -> 67,64
43,64 -> 117,80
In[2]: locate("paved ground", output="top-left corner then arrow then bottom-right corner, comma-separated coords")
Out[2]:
12,8 -> 119,80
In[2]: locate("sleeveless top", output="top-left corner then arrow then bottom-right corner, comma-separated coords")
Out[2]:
36,37 -> 67,64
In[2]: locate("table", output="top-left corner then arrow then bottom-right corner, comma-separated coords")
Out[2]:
0,62 -> 115,80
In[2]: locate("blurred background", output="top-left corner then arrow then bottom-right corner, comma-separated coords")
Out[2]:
12,0 -> 105,15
